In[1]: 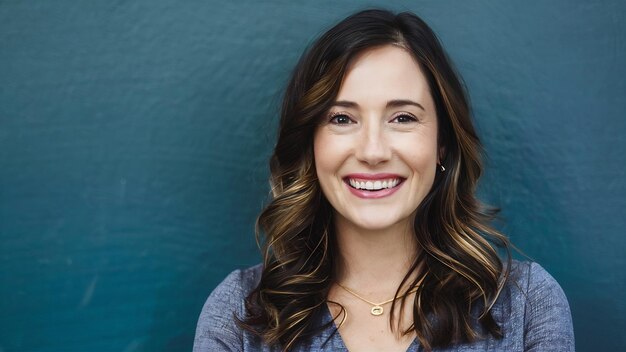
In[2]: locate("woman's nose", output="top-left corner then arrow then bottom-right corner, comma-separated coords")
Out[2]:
354,124 -> 392,166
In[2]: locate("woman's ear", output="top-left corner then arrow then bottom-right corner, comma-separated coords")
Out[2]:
438,145 -> 446,164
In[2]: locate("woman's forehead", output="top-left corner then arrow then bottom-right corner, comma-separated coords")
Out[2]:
335,45 -> 433,112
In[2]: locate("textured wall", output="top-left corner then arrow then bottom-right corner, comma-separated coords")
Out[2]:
1,1 -> 624,351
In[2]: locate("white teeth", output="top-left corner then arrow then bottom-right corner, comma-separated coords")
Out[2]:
348,178 -> 401,190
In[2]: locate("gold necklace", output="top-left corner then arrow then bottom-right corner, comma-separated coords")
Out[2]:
336,282 -> 419,316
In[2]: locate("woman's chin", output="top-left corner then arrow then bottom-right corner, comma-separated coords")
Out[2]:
341,213 -> 410,233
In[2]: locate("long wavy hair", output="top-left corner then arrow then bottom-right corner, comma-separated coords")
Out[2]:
238,9 -> 511,351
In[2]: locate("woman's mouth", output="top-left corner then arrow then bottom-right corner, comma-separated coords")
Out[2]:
343,175 -> 405,199
347,178 -> 402,190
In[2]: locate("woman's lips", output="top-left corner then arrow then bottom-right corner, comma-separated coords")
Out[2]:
343,175 -> 405,199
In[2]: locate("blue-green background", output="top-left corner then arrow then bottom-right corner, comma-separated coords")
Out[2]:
1,1 -> 624,351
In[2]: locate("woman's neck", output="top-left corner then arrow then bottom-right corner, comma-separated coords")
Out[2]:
333,213 -> 420,294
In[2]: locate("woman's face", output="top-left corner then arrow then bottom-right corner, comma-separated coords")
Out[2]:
313,45 -> 439,232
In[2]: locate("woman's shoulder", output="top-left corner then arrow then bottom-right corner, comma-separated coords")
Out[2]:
200,263 -> 263,315
212,263 -> 263,299
492,259 -> 574,351
193,263 -> 263,352
504,259 -> 569,302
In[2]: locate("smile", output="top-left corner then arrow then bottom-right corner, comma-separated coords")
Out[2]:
342,174 -> 405,199
348,178 -> 401,190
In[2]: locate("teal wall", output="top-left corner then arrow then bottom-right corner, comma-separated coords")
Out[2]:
1,1 -> 624,351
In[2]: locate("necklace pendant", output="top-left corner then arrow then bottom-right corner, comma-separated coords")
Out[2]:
371,306 -> 384,316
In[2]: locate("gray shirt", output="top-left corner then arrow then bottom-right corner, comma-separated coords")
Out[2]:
193,260 -> 574,351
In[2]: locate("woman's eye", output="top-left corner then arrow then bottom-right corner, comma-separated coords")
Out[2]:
391,114 -> 417,123
329,114 -> 354,125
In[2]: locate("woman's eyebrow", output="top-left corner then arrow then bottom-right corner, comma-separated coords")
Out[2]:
332,99 -> 425,111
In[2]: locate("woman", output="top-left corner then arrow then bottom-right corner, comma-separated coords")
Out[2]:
194,9 -> 574,352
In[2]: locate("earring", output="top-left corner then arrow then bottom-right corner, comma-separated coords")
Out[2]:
439,164 -> 445,172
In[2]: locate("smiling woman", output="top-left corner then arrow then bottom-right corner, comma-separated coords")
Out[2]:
314,45 -> 439,234
193,9 -> 574,352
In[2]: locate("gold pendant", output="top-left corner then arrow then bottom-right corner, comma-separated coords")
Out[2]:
371,306 -> 384,316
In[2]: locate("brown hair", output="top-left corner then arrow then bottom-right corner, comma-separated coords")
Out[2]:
238,8 -> 511,351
